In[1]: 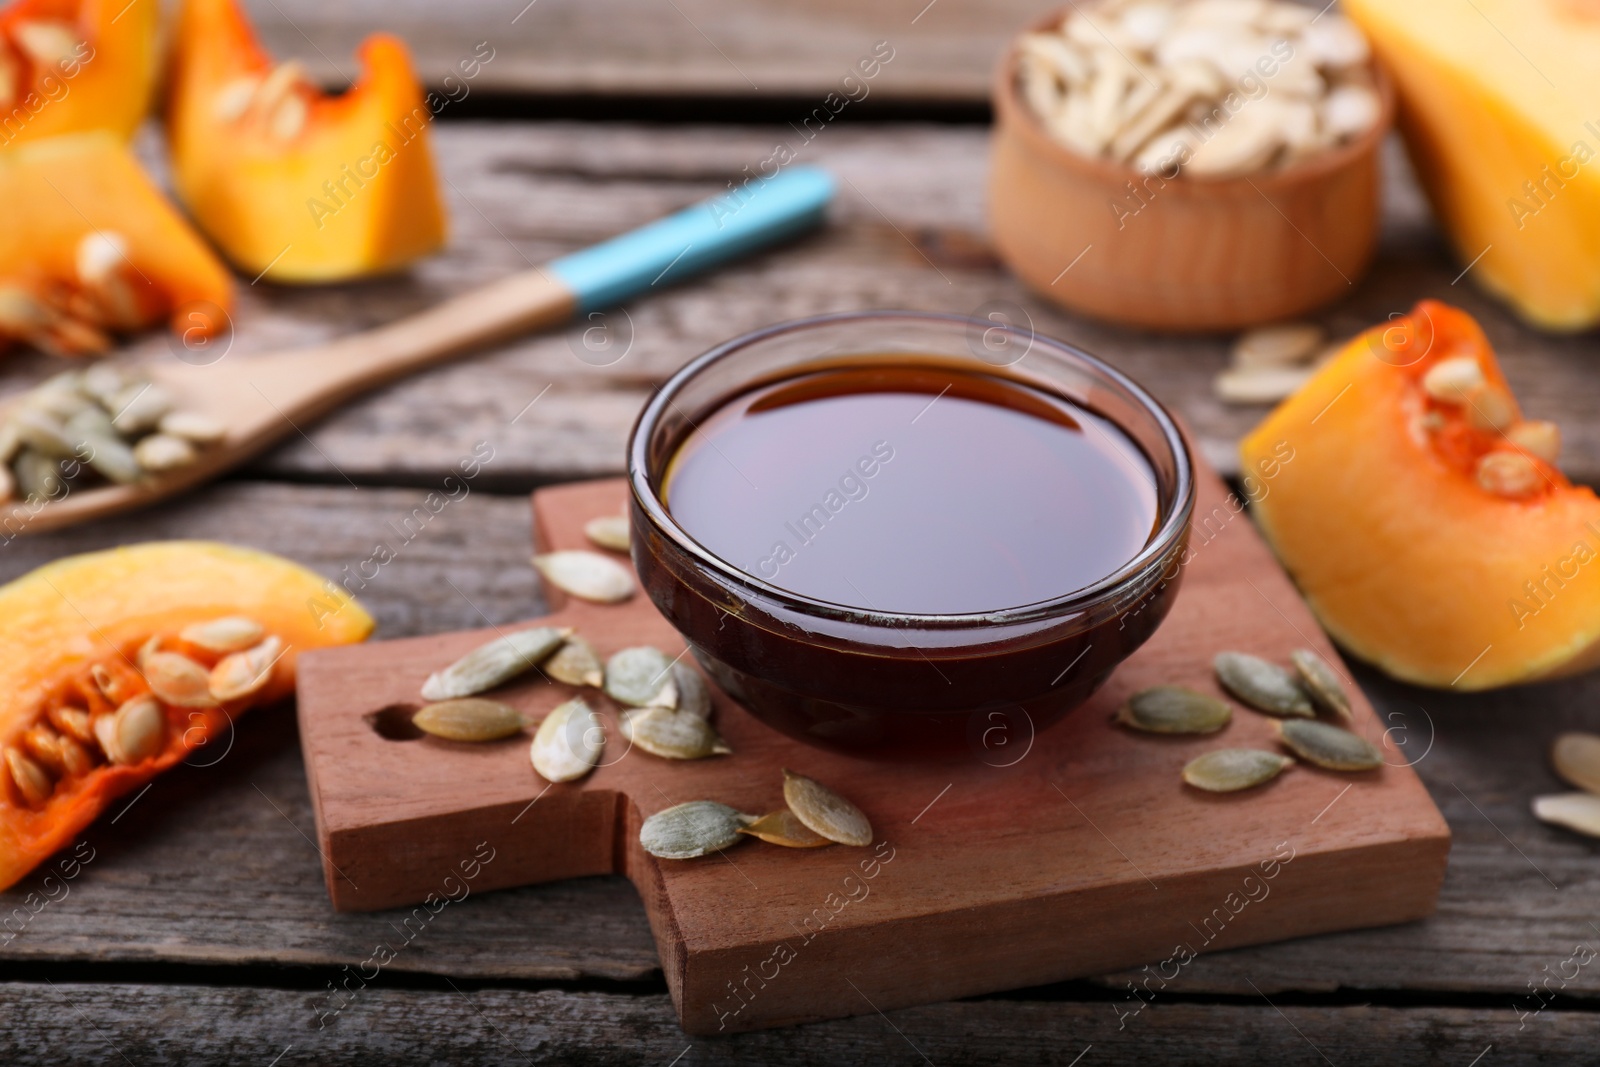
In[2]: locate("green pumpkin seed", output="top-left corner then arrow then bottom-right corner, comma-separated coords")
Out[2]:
1215,652 -> 1314,718
782,769 -> 872,846
1551,733 -> 1600,795
1532,793 -> 1600,838
530,697 -> 604,782
532,550 -> 634,603
604,646 -> 678,708
620,707 -> 730,759
1182,749 -> 1293,792
738,809 -> 832,848
583,514 -> 631,552
1116,686 -> 1232,734
1277,719 -> 1383,771
413,698 -> 527,742
673,661 -> 711,719
1289,649 -> 1350,718
639,800 -> 754,859
545,635 -> 604,689
420,626 -> 571,701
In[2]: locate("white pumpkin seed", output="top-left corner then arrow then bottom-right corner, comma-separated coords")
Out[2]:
414,698 -> 527,742
142,651 -> 217,708
1551,733 -> 1600,796
738,809 -> 832,848
48,705 -> 94,745
67,408 -> 142,484
1464,387 -> 1517,433
158,410 -> 228,444
133,434 -> 199,473
639,800 -> 753,859
584,514 -> 631,552
96,695 -> 164,765
782,769 -> 872,847
1289,649 -> 1350,718
1232,323 -> 1324,369
109,382 -> 174,436
544,635 -> 604,688
12,20 -> 80,66
531,550 -> 634,604
1215,652 -> 1314,717
1277,718 -> 1382,771
620,707 -> 730,760
181,616 -> 265,653
209,636 -> 283,703
530,698 -> 605,782
673,661 -> 712,719
1507,420 -> 1561,464
419,627 -> 571,701
1476,451 -> 1542,499
1213,366 -> 1314,405
1182,749 -> 1293,792
4,746 -> 52,805
604,647 -> 679,708
1421,357 -> 1484,403
1115,686 -> 1231,734
1532,793 -> 1600,838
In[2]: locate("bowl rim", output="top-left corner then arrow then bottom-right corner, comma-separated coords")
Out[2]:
627,310 -> 1197,630
992,3 -> 1397,193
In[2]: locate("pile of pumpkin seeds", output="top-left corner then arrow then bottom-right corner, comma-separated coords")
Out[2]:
1213,322 -> 1343,406
1532,733 -> 1600,838
1116,647 -> 1383,792
0,366 -> 227,503
638,769 -> 872,860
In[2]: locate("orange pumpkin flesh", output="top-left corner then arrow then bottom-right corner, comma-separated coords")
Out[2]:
166,0 -> 447,282
1242,300 -> 1600,690
0,542 -> 373,891
0,0 -> 158,146
0,132 -> 234,355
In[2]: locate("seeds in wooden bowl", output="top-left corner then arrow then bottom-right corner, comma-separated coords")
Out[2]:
532,550 -> 634,603
1116,685 -> 1232,734
1551,732 -> 1600,796
1532,793 -> 1600,838
1289,648 -> 1350,718
1182,749 -> 1293,793
738,809 -> 832,848
419,626 -> 570,701
620,706 -> 730,760
604,646 -> 678,708
583,514 -> 631,552
1215,651 -> 1313,717
413,698 -> 526,742
530,698 -> 605,782
1276,718 -> 1382,771
639,800 -> 754,859
544,634 -> 604,689
782,769 -> 872,846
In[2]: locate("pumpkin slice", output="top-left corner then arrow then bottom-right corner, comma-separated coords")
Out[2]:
0,132 -> 234,356
0,0 -> 159,145
0,542 -> 373,891
166,0 -> 447,282
1344,0 -> 1600,330
1242,300 -> 1600,690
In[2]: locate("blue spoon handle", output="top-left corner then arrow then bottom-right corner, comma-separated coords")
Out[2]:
546,166 -> 836,313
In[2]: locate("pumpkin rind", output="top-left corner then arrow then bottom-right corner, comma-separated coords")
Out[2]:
1241,300 -> 1600,690
0,541 -> 372,891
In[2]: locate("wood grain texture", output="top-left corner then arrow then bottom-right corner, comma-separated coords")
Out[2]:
295,476 -> 1448,1032
0,983 -> 1593,1065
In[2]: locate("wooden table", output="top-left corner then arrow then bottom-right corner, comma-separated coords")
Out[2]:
3,3 -> 1599,1062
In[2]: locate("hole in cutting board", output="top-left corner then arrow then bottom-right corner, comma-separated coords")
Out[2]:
366,704 -> 424,741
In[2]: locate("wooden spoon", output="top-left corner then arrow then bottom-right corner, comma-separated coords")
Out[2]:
0,167 -> 835,535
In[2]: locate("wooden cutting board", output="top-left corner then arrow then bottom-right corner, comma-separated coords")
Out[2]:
296,469 -> 1450,1035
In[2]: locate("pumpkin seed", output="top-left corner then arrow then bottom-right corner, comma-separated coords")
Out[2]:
1465,387 -> 1517,433
544,635 -> 604,688
1289,648 -> 1350,718
209,636 -> 283,703
584,514 -> 631,552
48,705 -> 94,745
109,382 -> 173,436
419,626 -> 570,702
12,409 -> 78,458
57,735 -> 93,778
90,663 -> 134,704
213,75 -> 262,123
782,769 -> 872,846
96,695 -> 164,765
181,616 -> 264,653
1182,749 -> 1293,792
4,746 -> 52,805
1507,420 -> 1561,464
738,809 -> 832,848
673,661 -> 711,719
12,20 -> 80,66
413,698 -> 527,742
1232,323 -> 1324,370
532,550 -> 635,603
1213,366 -> 1314,405
158,410 -> 228,444
142,651 -> 217,708
604,646 -> 679,709
1421,357 -> 1484,403
1532,793 -> 1600,838
67,408 -> 142,484
530,698 -> 604,782
1476,451 -> 1541,499
12,449 -> 67,500
1551,733 -> 1600,795
1115,685 -> 1231,734
21,726 -> 66,776
1277,718 -> 1383,771
133,433 -> 198,473
639,800 -> 753,859
620,707 -> 731,760
1215,652 -> 1314,717
80,364 -> 131,409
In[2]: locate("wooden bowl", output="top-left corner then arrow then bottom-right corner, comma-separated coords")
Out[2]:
988,13 -> 1394,332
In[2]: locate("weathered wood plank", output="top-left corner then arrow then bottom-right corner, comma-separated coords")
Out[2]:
0,984 -> 1587,1065
10,124 -> 1586,494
